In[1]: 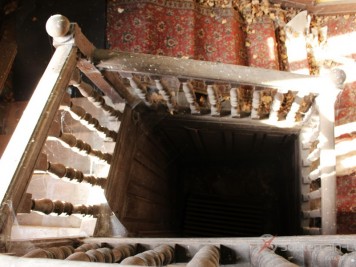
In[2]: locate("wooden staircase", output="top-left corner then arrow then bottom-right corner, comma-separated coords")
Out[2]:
0,14 -> 353,266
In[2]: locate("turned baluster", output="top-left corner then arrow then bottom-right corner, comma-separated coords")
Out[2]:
48,162 -> 107,188
74,243 -> 101,252
111,244 -> 136,262
153,244 -> 175,265
269,90 -> 284,121
70,68 -> 122,120
207,84 -> 221,117
154,78 -> 176,113
181,81 -> 200,114
46,246 -> 75,259
23,248 -> 54,258
49,121 -> 112,161
120,245 -> 173,266
61,132 -> 112,163
310,246 -> 342,266
66,252 -> 92,261
22,246 -> 75,259
230,87 -> 240,118
186,245 -> 220,267
127,76 -> 151,106
251,89 -> 260,119
339,251 -> 356,267
250,247 -> 298,267
286,91 -> 307,122
60,96 -> 117,141
69,104 -> 118,141
31,198 -> 99,216
66,244 -> 135,263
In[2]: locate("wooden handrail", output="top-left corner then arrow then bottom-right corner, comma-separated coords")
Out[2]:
0,44 -> 77,211
93,49 -> 334,95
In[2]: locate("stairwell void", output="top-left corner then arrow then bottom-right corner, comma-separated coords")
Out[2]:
106,105 -> 300,238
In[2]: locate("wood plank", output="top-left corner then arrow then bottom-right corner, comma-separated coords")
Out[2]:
130,160 -> 170,197
123,194 -> 171,221
94,49 -> 328,94
106,106 -> 177,235
128,180 -> 170,204
77,59 -> 124,103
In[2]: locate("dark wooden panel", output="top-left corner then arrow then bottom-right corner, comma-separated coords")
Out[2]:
127,180 -> 169,205
106,106 -> 178,236
130,160 -> 170,198
123,194 -> 172,222
162,127 -> 196,156
105,107 -> 139,216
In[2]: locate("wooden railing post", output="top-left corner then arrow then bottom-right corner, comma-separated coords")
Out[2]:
317,69 -> 345,235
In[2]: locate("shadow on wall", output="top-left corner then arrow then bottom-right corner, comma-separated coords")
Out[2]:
13,0 -> 106,101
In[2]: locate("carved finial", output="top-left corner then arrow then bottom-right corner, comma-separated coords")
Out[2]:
46,14 -> 71,38
330,68 -> 346,88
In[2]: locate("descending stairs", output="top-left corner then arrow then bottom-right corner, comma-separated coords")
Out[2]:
0,97 -> 124,240
0,4 -> 353,266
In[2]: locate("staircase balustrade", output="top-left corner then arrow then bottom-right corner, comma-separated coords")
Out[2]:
60,97 -> 117,141
0,13 -> 348,265
70,68 -> 123,121
48,121 -> 112,164
31,198 -> 100,216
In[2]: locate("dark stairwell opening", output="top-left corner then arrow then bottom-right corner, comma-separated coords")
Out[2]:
106,105 -> 301,238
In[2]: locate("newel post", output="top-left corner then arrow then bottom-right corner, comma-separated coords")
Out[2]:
317,69 -> 346,235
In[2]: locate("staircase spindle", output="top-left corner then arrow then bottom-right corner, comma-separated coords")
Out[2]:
74,243 -> 101,252
339,251 -> 356,266
65,252 -> 92,262
286,92 -> 306,122
48,162 -> 107,188
154,79 -> 176,113
207,84 -> 221,117
110,244 -> 136,263
306,145 -> 320,164
127,76 -> 152,106
70,68 -> 122,120
48,122 -> 112,163
48,246 -> 75,259
60,95 -> 117,141
303,188 -> 321,201
31,198 -> 99,216
268,90 -> 284,121
120,244 -> 174,266
302,208 -> 321,218
23,248 -> 54,259
186,245 -> 220,267
35,153 -> 107,188
250,247 -> 298,267
68,103 -> 118,141
308,167 -> 321,181
251,89 -> 260,119
230,87 -> 240,118
22,246 -> 75,259
311,246 -> 342,266
181,81 -> 200,114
